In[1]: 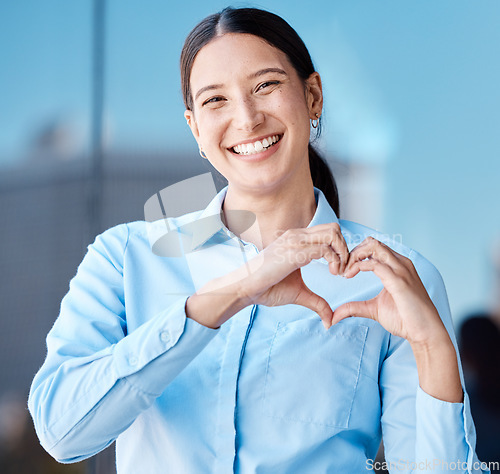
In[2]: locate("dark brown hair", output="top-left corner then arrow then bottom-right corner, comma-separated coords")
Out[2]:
180,7 -> 340,215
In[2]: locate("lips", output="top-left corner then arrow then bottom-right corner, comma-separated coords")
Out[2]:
230,134 -> 282,155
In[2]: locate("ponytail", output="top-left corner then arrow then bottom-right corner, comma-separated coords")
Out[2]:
308,143 -> 340,217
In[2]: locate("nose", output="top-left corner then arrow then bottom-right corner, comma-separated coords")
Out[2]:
233,97 -> 264,132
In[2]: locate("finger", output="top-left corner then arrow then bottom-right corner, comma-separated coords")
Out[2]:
282,232 -> 346,270
344,259 -> 396,282
286,243 -> 341,271
301,223 -> 349,273
328,256 -> 341,276
330,227 -> 349,275
323,223 -> 349,274
294,287 -> 334,330
346,237 -> 398,272
331,298 -> 378,326
319,244 -> 342,275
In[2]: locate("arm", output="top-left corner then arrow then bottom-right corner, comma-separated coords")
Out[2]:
332,239 -> 487,473
187,222 -> 349,329
28,224 -> 218,463
29,221 -> 349,463
410,250 -> 486,473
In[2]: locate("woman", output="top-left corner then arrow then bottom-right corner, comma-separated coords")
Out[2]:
29,7 -> 487,473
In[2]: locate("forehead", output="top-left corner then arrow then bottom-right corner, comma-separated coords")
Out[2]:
190,33 -> 292,85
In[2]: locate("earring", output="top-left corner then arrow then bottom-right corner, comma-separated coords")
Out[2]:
199,149 -> 207,159
311,113 -> 320,129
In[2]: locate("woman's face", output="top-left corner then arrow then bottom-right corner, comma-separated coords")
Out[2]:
185,33 -> 323,194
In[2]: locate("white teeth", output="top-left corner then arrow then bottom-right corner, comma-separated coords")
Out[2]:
232,135 -> 280,155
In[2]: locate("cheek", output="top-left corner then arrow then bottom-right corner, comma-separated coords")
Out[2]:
276,90 -> 309,120
197,115 -> 225,144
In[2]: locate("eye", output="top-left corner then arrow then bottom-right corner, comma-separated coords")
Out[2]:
256,80 -> 281,92
202,96 -> 226,107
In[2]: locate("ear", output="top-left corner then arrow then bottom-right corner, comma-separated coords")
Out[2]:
305,72 -> 323,119
184,109 -> 200,142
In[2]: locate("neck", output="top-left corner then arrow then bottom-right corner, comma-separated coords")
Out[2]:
222,176 -> 317,250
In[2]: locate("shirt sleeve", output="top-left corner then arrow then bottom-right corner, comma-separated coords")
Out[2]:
28,223 -> 219,463
379,249 -> 489,473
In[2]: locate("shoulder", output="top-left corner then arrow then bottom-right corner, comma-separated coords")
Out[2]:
339,218 -> 444,289
339,218 -> 409,256
339,218 -> 453,332
90,209 -> 205,259
96,209 -> 205,241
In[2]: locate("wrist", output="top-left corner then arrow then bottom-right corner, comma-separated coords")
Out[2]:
405,304 -> 451,348
186,274 -> 252,329
409,319 -> 453,355
410,330 -> 463,403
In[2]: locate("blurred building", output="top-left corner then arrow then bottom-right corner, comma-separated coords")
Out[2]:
0,152 -> 205,472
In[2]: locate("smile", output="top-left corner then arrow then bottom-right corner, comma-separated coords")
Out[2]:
231,135 -> 281,155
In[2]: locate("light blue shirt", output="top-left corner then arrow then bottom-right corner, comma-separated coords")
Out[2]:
29,187 -> 488,473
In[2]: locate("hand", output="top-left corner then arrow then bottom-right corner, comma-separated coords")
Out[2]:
330,236 -> 447,344
239,223 -> 349,329
330,236 -> 464,402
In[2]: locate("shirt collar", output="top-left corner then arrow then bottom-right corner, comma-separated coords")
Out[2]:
188,187 -> 228,251
189,186 -> 339,251
307,187 -> 340,228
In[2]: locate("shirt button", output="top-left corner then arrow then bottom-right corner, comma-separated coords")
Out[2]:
128,356 -> 138,366
160,331 -> 170,343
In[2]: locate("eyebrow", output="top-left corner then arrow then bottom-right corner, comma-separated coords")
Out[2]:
194,68 -> 288,101
251,67 -> 288,78
194,84 -> 224,101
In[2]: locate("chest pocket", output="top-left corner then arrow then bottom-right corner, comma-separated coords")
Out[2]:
262,317 -> 368,430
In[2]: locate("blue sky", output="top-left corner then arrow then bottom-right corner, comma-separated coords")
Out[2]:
2,0 -> 500,320
2,1 -> 499,162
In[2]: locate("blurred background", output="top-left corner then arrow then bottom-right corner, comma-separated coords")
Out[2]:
1,0 -> 499,472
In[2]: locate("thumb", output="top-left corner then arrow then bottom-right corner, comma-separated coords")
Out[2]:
294,286 -> 333,330
332,298 -> 377,326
